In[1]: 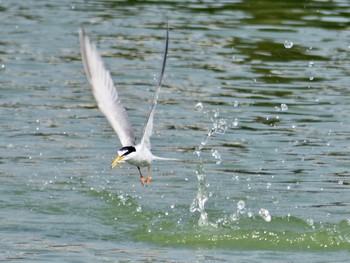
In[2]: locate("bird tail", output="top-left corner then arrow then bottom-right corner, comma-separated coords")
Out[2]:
153,156 -> 181,162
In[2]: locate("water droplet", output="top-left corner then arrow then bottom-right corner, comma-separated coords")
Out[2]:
272,196 -> 279,204
230,213 -> 239,221
232,118 -> 238,127
7,144 -> 14,149
194,149 -> 201,157
195,102 -> 203,111
259,208 -> 271,222
284,40 -> 293,49
307,218 -> 314,226
237,200 -> 245,211
281,103 -> 288,111
211,149 -> 221,164
214,109 -> 220,118
213,118 -> 227,134
308,61 -> 314,68
309,76 -> 314,81
234,100 -> 239,107
136,206 -> 142,213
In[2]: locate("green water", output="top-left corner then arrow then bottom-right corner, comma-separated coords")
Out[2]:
1,0 -> 349,261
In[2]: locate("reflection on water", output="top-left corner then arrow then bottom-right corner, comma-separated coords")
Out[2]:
1,0 -> 349,261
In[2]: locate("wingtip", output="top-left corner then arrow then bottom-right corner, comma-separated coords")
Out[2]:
79,27 -> 85,39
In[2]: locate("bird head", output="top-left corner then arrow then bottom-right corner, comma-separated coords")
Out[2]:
111,146 -> 136,168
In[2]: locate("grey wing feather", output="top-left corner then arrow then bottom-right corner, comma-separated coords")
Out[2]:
79,28 -> 135,147
140,24 -> 169,150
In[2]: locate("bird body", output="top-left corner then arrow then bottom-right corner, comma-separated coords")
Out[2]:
79,25 -> 172,185
117,144 -> 154,167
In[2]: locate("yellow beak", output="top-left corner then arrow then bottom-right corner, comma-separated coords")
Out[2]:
111,156 -> 124,168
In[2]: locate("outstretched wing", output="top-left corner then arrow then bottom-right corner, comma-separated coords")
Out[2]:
140,24 -> 169,150
79,28 -> 135,147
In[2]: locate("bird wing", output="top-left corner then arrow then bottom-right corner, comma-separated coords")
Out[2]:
79,28 -> 135,147
140,25 -> 169,150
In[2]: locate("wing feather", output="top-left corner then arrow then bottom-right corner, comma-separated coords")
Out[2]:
79,28 -> 135,147
140,24 -> 169,150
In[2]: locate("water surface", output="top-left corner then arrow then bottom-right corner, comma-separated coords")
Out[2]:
1,0 -> 349,262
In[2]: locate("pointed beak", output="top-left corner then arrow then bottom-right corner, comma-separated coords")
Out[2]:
111,155 -> 124,168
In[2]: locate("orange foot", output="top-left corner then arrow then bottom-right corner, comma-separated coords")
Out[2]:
140,176 -> 145,186
145,166 -> 151,186
146,175 -> 151,185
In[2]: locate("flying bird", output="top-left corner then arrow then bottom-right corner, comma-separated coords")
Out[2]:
79,25 -> 174,185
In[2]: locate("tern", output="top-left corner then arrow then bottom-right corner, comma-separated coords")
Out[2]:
79,25 -> 174,185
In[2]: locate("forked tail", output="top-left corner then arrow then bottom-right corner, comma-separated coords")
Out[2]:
153,156 -> 181,162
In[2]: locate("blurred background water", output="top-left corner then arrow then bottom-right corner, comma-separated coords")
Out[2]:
1,0 -> 350,262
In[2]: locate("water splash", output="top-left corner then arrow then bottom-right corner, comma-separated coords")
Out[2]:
195,164 -> 209,226
212,118 -> 228,134
192,103 -> 241,227
191,103 -> 226,227
259,208 -> 272,222
192,134 -> 210,226
227,200 -> 248,223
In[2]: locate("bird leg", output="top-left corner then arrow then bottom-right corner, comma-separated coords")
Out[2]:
146,166 -> 151,185
138,166 -> 145,186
